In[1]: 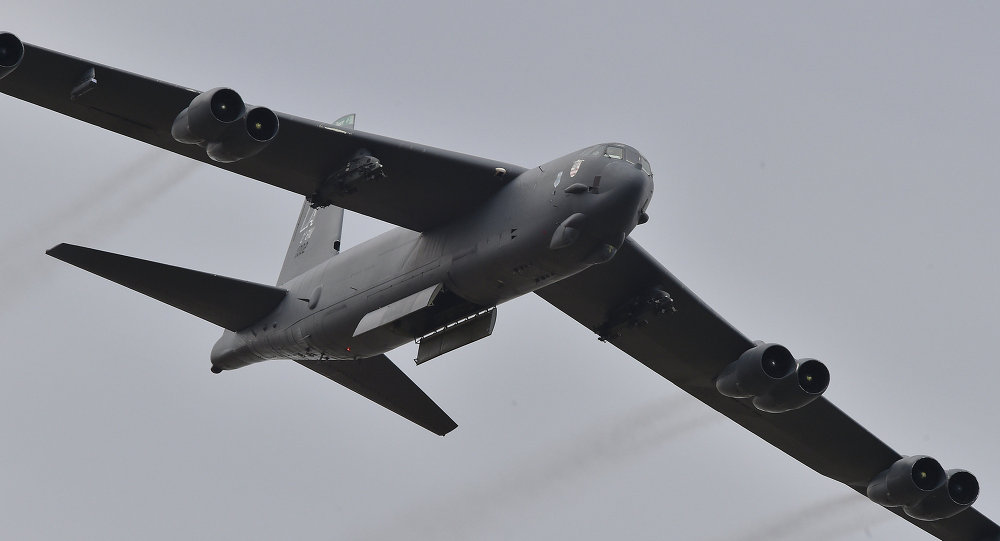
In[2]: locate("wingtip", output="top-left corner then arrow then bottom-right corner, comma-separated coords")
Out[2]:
435,421 -> 459,437
46,241 -> 82,253
45,242 -> 70,258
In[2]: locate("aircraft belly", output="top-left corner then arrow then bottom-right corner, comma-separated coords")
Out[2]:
440,175 -> 588,305
440,160 -> 646,307
304,255 -> 453,359
444,221 -> 599,307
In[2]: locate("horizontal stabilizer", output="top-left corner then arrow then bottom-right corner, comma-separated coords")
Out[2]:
296,355 -> 457,436
47,243 -> 287,331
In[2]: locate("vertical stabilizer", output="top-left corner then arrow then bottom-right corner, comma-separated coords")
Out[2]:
277,198 -> 345,285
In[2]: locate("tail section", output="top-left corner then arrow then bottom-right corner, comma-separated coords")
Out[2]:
277,198 -> 344,285
296,355 -> 458,436
47,243 -> 286,331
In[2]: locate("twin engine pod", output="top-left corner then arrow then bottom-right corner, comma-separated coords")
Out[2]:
867,455 -> 979,520
715,343 -> 829,413
0,32 -> 25,80
171,87 -> 278,163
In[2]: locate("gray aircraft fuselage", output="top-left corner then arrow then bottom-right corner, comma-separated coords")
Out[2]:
210,145 -> 654,371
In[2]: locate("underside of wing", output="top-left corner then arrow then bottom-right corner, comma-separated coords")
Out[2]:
535,238 -> 1000,541
0,38 -> 526,231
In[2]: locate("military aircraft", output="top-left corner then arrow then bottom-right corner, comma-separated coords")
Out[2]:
1,31 -> 996,540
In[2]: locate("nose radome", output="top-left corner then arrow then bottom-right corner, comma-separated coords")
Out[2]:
580,165 -> 651,243
604,166 -> 650,208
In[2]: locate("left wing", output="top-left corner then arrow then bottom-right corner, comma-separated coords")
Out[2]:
536,238 -> 999,541
0,36 -> 526,231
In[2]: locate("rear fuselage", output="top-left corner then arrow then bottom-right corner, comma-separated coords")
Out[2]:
211,144 -> 653,370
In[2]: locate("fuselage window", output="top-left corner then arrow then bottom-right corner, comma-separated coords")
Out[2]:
606,146 -> 624,159
640,157 -> 652,176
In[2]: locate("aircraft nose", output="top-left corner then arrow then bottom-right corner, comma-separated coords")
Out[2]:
577,163 -> 653,248
601,164 -> 651,215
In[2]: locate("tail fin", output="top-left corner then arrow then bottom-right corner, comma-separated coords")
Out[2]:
47,243 -> 287,332
277,198 -> 344,285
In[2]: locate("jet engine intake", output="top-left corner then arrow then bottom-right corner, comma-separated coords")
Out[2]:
206,106 -> 279,163
0,32 -> 25,80
867,456 -> 979,520
171,87 -> 244,144
716,343 -> 829,413
905,469 -> 979,520
171,88 -> 279,163
716,343 -> 795,398
751,358 -> 829,413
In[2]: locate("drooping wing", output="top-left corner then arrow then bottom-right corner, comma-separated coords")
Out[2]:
535,238 -> 1000,541
296,355 -> 457,436
0,41 -> 525,232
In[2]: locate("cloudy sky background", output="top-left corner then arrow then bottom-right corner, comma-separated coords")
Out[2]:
2,2 -> 998,539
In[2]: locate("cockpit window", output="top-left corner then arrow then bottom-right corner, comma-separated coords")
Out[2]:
598,144 -> 652,176
640,157 -> 652,176
625,148 -> 640,164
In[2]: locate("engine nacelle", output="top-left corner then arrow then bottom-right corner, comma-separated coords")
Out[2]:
205,106 -> 279,163
905,469 -> 979,521
752,358 -> 829,413
0,32 -> 25,80
171,88 -> 279,163
867,456 -> 978,521
171,87 -> 245,144
868,455 -> 946,507
716,343 -> 829,413
716,343 -> 795,398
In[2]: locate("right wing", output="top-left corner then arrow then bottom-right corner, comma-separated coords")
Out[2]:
296,355 -> 457,436
0,36 -> 526,232
536,238 -> 1000,541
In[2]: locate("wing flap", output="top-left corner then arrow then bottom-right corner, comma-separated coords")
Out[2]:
536,238 -> 1000,541
0,41 -> 526,231
295,355 -> 457,436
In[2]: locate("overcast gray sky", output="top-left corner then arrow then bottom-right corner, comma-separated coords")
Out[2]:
2,2 -> 998,540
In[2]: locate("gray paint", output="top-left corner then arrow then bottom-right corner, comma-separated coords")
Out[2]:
276,200 -> 344,286
0,3 -> 998,540
209,149 -> 650,370
4,30 -> 992,535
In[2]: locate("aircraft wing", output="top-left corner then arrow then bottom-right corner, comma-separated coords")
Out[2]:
0,40 -> 525,232
535,237 -> 1000,541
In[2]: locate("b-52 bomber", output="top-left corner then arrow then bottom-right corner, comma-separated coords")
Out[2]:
1,32 -> 996,540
